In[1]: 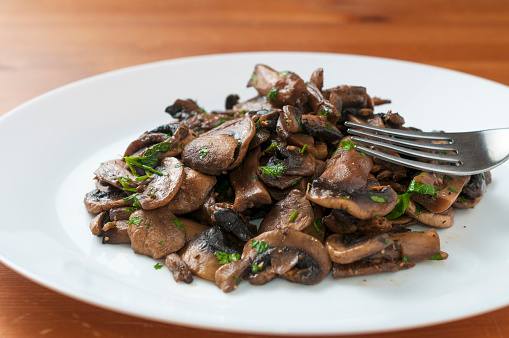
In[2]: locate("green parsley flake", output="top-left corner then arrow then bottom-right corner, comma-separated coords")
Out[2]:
313,218 -> 323,236
158,241 -> 163,245
288,210 -> 299,222
199,147 -> 209,160
117,176 -> 136,192
447,186 -> 459,193
370,195 -> 388,203
301,144 -> 307,154
320,107 -> 329,116
251,240 -> 269,254
267,87 -> 279,102
215,251 -> 241,265
443,175 -> 453,180
171,218 -> 185,230
385,193 -> 411,220
258,163 -> 285,177
252,263 -> 263,272
174,163 -> 184,168
427,253 -> 444,261
415,203 -> 422,216
279,70 -> 290,76
325,124 -> 334,131
407,180 -> 437,196
265,142 -> 278,152
339,139 -> 356,151
154,263 -> 163,270
231,274 -> 241,281
402,255 -> 409,262
128,217 -> 143,226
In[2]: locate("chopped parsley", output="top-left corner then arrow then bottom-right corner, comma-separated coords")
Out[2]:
128,217 -> 143,226
481,172 -> 486,180
279,70 -> 290,75
443,175 -> 453,180
325,124 -> 334,131
407,180 -> 437,196
370,195 -> 388,203
258,163 -> 285,177
386,179 -> 437,220
231,274 -> 241,281
199,147 -> 209,160
402,255 -> 409,262
154,263 -> 163,270
158,240 -> 163,245
117,176 -> 136,192
385,194 -> 411,220
301,144 -> 307,154
123,155 -> 166,176
239,109 -> 247,115
427,253 -> 444,261
252,263 -> 263,272
215,251 -> 241,264
267,87 -> 279,102
171,218 -> 185,230
339,139 -> 355,151
321,107 -> 329,116
313,218 -> 323,236
214,118 -> 227,128
251,240 -> 269,254
288,210 -> 298,222
447,186 -> 459,193
174,163 -> 184,168
123,193 -> 142,210
415,203 -> 422,216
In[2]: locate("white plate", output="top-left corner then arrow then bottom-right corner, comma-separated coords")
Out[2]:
1,52 -> 508,335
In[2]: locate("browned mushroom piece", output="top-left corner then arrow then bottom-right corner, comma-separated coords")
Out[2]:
90,211 -> 108,236
203,116 -> 256,171
307,137 -> 398,220
390,228 -> 446,262
411,172 -> 470,213
94,159 -> 138,190
323,85 -> 372,116
258,189 -> 314,234
164,253 -> 193,284
212,207 -> 256,242
453,173 -> 489,209
215,229 -> 332,292
325,233 -> 393,264
102,220 -> 130,244
306,82 -> 340,125
381,111 -> 405,128
183,113 -> 235,134
323,209 -> 392,235
123,123 -> 188,158
165,98 -> 203,121
167,167 -> 216,215
309,67 -> 324,91
84,189 -> 129,214
108,207 -> 131,221
300,114 -> 343,145
332,260 -> 415,279
179,226 -> 242,281
136,157 -> 185,210
178,218 -> 211,242
405,200 -> 454,228
233,96 -> 273,112
229,146 -> 272,212
181,134 -> 238,175
247,64 -> 308,107
127,207 -> 186,259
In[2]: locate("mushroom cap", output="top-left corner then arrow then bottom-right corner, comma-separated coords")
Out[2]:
167,167 -> 216,215
325,233 -> 393,264
137,157 -> 185,210
181,134 -> 238,175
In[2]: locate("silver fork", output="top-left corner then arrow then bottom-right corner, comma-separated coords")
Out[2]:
344,121 -> 509,176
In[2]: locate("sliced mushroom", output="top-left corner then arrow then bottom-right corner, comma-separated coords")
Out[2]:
127,207 -> 186,259
411,172 -> 470,213
167,167 -> 216,214
83,189 -> 129,214
179,226 -> 242,281
108,207 -> 132,221
405,200 -> 454,228
247,64 -> 308,107
300,114 -> 343,145
203,116 -> 256,170
165,99 -> 203,121
94,159 -> 138,190
309,67 -> 324,91
325,233 -> 393,264
215,229 -> 332,292
102,220 -> 130,244
137,157 -> 185,210
165,253 -> 193,284
332,260 -> 415,279
212,208 -> 256,242
229,146 -> 272,212
90,211 -> 108,236
390,229 -> 444,262
178,218 -> 211,242
181,134 -> 238,175
307,138 -> 398,220
454,173 -> 488,209
323,209 -> 392,234
306,82 -> 340,125
258,189 -> 314,234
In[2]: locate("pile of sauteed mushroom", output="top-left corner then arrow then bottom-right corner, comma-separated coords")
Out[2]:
84,64 -> 491,292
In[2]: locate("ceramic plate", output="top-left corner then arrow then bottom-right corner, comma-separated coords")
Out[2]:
1,52 -> 508,335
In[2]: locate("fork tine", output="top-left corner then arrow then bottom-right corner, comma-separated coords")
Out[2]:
344,121 -> 452,141
347,129 -> 457,152
351,137 -> 461,163
353,145 -> 469,175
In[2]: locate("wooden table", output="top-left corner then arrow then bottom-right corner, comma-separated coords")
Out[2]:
1,1 -> 509,336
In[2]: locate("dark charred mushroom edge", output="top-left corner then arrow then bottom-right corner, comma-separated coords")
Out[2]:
83,64 -> 491,292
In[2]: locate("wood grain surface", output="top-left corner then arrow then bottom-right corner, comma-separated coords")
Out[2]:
1,1 -> 509,337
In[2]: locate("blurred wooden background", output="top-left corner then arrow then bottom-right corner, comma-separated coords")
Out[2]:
1,0 -> 509,337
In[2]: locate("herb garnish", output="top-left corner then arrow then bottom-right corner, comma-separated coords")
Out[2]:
265,142 -> 277,152
301,144 -> 307,154
128,217 -> 143,226
447,186 -> 458,193
402,255 -> 409,262
288,210 -> 298,222
427,253 -> 444,261
252,263 -> 263,272
258,163 -> 285,177
251,240 -> 269,254
171,218 -> 185,230
215,251 -> 241,264
267,87 -> 279,102
313,218 -> 323,236
123,193 -> 142,210
339,139 -> 355,151
154,263 -> 163,270
386,179 -> 437,220
117,176 -> 136,192
370,195 -> 388,203
199,147 -> 209,160
321,107 -> 329,116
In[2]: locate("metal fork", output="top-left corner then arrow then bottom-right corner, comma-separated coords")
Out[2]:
344,121 -> 509,175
